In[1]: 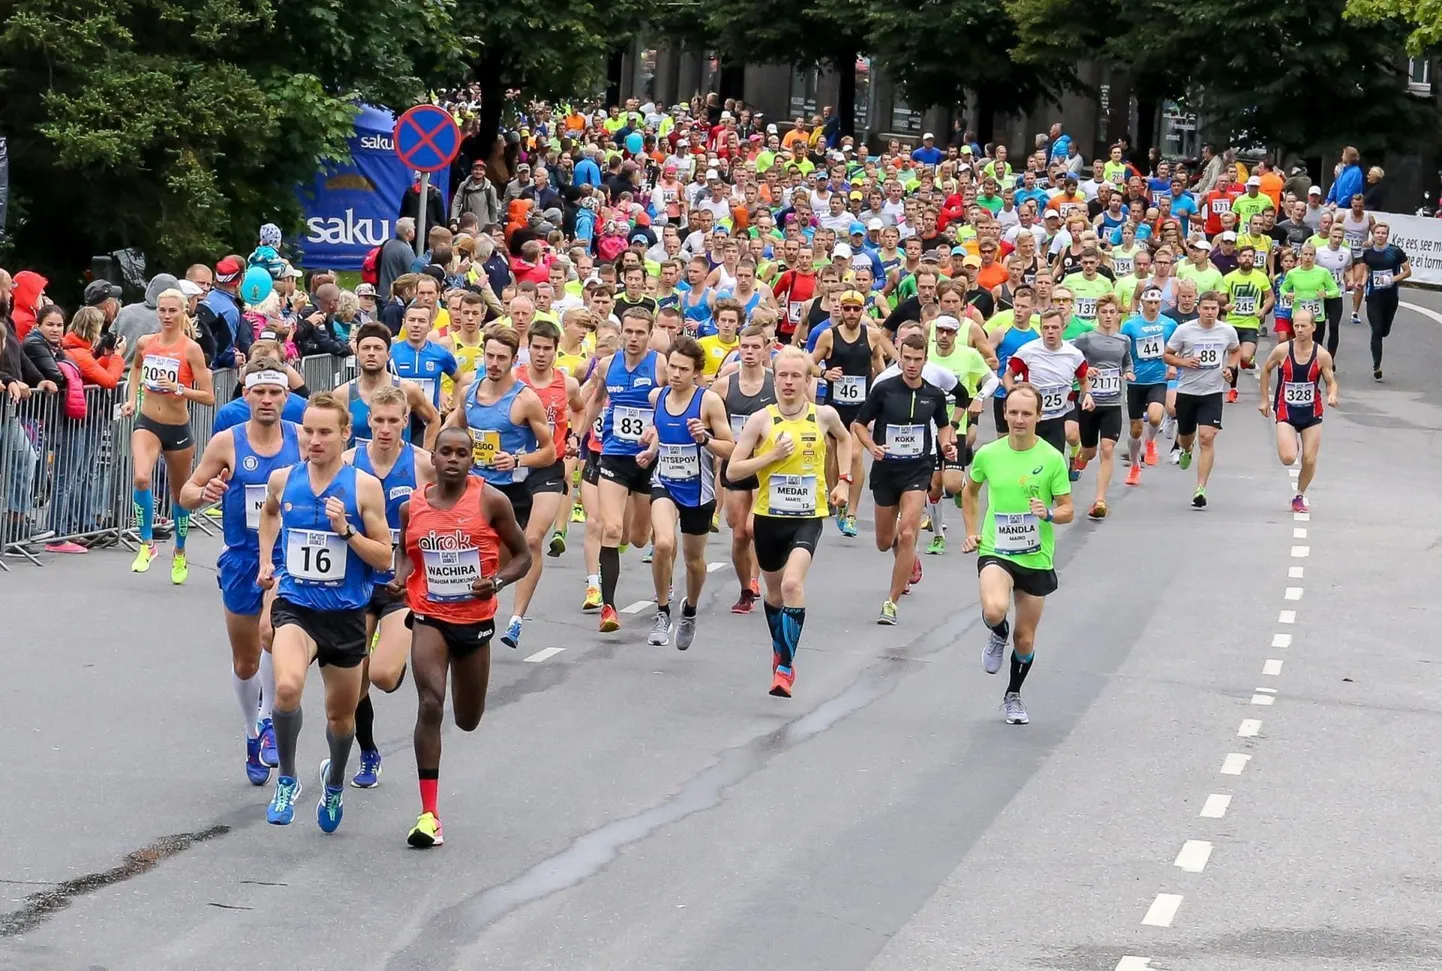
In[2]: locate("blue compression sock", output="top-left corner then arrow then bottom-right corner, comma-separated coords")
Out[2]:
174,508 -> 190,552
133,488 -> 154,542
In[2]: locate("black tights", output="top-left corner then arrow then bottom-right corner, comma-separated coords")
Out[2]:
1366,291 -> 1399,368
1320,297 -> 1343,359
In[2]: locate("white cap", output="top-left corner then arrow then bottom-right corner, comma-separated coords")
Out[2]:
178,280 -> 204,298
1308,185 -> 1322,195
766,123 -> 778,135
923,131 -> 935,140
1246,176 -> 1262,187
933,314 -> 962,330
705,169 -> 720,180
1190,239 -> 1212,251
832,243 -> 853,259
867,218 -> 884,231
721,110 -> 732,120
1219,230 -> 1238,242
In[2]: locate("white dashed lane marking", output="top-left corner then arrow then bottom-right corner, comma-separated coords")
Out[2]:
1294,511 -> 1310,521
1284,587 -> 1304,600
1116,957 -> 1159,971
1278,610 -> 1296,624
1291,545 -> 1310,557
1293,527 -> 1308,539
1174,840 -> 1213,873
1263,659 -> 1284,676
621,600 -> 654,614
1239,719 -> 1261,737
1272,633 -> 1293,648
1289,566 -> 1304,578
706,561 -> 726,573
1142,893 -> 1183,927
523,648 -> 565,663
1221,753 -> 1252,775
1200,794 -> 1232,818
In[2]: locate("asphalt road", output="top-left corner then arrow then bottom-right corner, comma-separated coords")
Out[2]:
3,293 -> 1440,971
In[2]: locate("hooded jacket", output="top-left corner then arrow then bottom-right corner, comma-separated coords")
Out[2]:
113,273 -> 180,365
10,270 -> 48,340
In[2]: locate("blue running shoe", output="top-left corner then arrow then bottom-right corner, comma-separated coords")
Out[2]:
267,776 -> 301,825
500,617 -> 523,649
317,759 -> 344,833
641,545 -> 654,564
351,749 -> 382,789
246,736 -> 272,786
257,718 -> 278,767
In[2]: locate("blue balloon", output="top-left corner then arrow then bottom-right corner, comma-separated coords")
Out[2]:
625,132 -> 644,156
241,265 -> 275,306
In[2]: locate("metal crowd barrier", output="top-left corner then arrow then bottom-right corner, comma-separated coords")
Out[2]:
0,355 -> 356,568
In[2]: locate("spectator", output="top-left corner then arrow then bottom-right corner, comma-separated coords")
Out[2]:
82,280 -> 123,329
21,303 -> 68,389
354,283 -> 379,325
911,132 -> 945,166
474,234 -> 513,299
574,146 -> 603,188
0,307 -> 57,547
9,270 -> 48,340
49,305 -> 124,551
381,273 -> 418,336
336,289 -> 363,341
451,159 -> 502,227
294,283 -> 351,357
1047,123 -> 1071,163
504,163 -> 533,203
113,272 -> 180,364
378,217 -> 418,300
1363,166 -> 1386,210
198,257 -> 248,368
1325,146 -> 1364,207
399,171 -> 446,232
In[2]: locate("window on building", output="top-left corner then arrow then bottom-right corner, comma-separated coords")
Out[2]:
1409,57 -> 1431,94
790,67 -> 819,119
890,97 -> 923,136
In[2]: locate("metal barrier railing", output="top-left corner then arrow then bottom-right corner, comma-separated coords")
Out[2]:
0,353 -> 356,568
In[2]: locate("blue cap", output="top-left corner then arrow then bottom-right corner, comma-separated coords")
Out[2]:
848,221 -> 866,235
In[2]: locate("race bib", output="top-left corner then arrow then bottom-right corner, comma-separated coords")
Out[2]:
612,405 -> 652,442
993,512 -> 1041,555
1113,257 -> 1133,277
423,547 -> 480,601
833,374 -> 867,404
285,529 -> 347,583
1277,291 -> 1293,311
244,484 -> 266,531
1090,367 -> 1121,397
787,301 -> 804,323
1232,295 -> 1257,316
729,413 -> 748,437
1345,232 -> 1365,252
470,428 -> 501,466
658,443 -> 701,480
591,415 -> 604,439
1329,267 -> 1346,287
1297,298 -> 1322,315
1037,383 -> 1070,419
1371,270 -> 1394,289
141,355 -> 181,393
1195,342 -> 1225,369
768,474 -> 816,516
885,423 -> 925,458
1074,297 -> 1097,319
1282,382 -> 1315,407
1210,199 -> 1231,214
410,376 -> 438,404
1137,335 -> 1165,360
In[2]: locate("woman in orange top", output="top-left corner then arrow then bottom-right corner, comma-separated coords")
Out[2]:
122,288 -> 214,579
392,425 -> 530,848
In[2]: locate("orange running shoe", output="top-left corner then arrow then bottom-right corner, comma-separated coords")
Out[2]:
748,577 -> 760,597
1144,440 -> 1158,466
599,605 -> 620,632
769,666 -> 794,698
1226,388 -> 1239,404
1125,464 -> 1142,486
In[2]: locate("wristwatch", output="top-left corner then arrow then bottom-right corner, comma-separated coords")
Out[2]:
340,525 -> 357,541
838,472 -> 854,483
493,576 -> 508,594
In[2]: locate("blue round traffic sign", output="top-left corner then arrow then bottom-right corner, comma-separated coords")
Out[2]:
393,105 -> 461,173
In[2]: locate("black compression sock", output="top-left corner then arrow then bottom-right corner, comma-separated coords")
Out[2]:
986,615 -> 1010,640
682,599 -> 696,617
354,695 -> 377,752
1007,650 -> 1034,694
658,601 -> 671,616
600,546 -> 620,607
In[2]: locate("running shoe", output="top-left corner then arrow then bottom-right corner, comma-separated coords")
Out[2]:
547,531 -> 566,557
983,629 -> 1008,674
1169,446 -> 1182,465
1374,366 -> 1383,381
45,541 -> 88,554
1125,464 -> 1142,486
839,515 -> 858,537
316,781 -> 345,834
1068,467 -> 1081,482
1144,440 -> 1158,466
1003,692 -> 1030,725
834,505 -> 847,533
730,589 -> 756,614
570,502 -> 585,524
748,577 -> 760,597
641,545 -> 654,564
1192,488 -> 1207,509
647,610 -> 671,645
501,618 -> 523,649
258,718 -> 278,767
710,510 -> 720,533
171,550 -> 188,585
352,749 -> 382,789
877,600 -> 898,625
204,506 -> 223,520
1351,312 -> 1362,326
1291,495 -> 1309,513
920,513 -> 932,531
245,736 -> 271,786
1226,388 -> 1239,404
130,542 -> 155,573
266,776 -> 301,825
925,535 -> 946,555
1088,500 -> 1107,521
910,555 -> 923,586
582,584 -> 603,611
599,604 -> 620,632
1072,455 -> 1089,473
407,811 -> 444,848
769,665 -> 795,698
1178,449 -> 1192,470
675,611 -> 697,651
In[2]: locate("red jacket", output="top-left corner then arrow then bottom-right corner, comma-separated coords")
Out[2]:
61,332 -> 125,388
10,270 -> 47,340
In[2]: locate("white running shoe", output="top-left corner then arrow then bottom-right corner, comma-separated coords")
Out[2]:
647,610 -> 672,646
1003,692 -> 1030,725
983,630 -> 1007,674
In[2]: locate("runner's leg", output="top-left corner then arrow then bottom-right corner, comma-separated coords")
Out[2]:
1298,424 -> 1323,496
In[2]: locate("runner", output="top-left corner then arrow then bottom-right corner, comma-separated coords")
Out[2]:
925,314 -> 996,554
437,291 -> 486,407
255,393 -> 394,830
635,336 -> 734,647
1220,246 -> 1271,403
1339,194 -> 1375,326
1071,294 -> 1133,518
177,358 -> 298,784
961,384 -> 1074,726
343,384 -> 435,788
1313,223 -> 1354,359
577,326 -> 622,610
582,307 -> 664,631
1359,222 -> 1412,380
551,307 -> 596,538
1163,292 -> 1241,508
392,302 -> 459,427
391,426 -> 531,848
338,323 -> 440,449
986,285 -> 1041,434
851,332 -> 959,624
1003,308 -> 1090,458
502,321 -> 584,648
808,288 -> 885,536
726,347 -> 852,698
1278,244 -> 1341,352
1119,287 -> 1179,483
712,324 -> 777,613
122,288 -> 215,582
1257,309 -> 1339,513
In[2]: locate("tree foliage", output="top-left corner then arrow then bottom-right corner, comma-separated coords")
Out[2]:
1344,0 -> 1442,54
0,0 -> 459,290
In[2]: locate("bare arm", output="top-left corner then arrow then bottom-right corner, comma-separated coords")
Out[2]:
349,472 -> 399,570
178,431 -> 235,510
407,381 -> 442,450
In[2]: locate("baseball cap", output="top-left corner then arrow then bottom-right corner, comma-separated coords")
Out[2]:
355,283 -> 377,297
215,256 -> 244,283
766,123 -> 778,135
1190,239 -> 1212,251
705,169 -> 720,181
923,131 -> 935,140
1308,185 -> 1322,195
847,190 -> 862,200
178,280 -> 204,299
720,110 -> 732,120
920,250 -> 941,263
83,280 -> 122,305
960,145 -> 973,155
630,233 -> 649,244
950,245 -> 968,256
1219,230 -> 1238,242
962,255 -> 982,269
1043,210 -> 1062,220
849,221 -> 866,235
838,289 -> 865,306
933,314 -> 962,331
280,261 -> 303,279
833,243 -> 853,259
867,218 -> 884,231
1246,176 -> 1262,187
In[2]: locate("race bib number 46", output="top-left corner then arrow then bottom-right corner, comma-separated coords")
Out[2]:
832,374 -> 867,404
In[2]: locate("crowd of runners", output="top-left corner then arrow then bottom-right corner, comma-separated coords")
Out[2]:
63,97 -> 1404,844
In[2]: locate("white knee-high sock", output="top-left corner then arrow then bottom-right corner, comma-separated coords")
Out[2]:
258,650 -> 275,723
234,673 -> 262,738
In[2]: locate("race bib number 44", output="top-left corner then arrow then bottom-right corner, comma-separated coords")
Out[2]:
1137,335 -> 1165,360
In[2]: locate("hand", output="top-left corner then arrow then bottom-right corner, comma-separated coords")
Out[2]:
968,398 -> 984,416
120,399 -> 134,416
1125,371 -> 1135,382
257,561 -> 276,590
491,451 -> 516,471
156,378 -> 181,395
640,425 -> 658,447
1080,392 -> 1095,412
471,575 -> 498,599
824,366 -> 842,382
386,575 -> 406,597
961,534 -> 980,553
1166,366 -> 1177,379
1258,400 -> 1271,417
565,434 -> 579,459
1222,366 -> 1235,382
38,380 -> 58,394
769,431 -> 795,461
1029,497 -> 1049,519
324,495 -> 349,534
869,442 -> 887,461
686,417 -> 708,443
201,467 -> 231,505
828,483 -> 848,508
7,381 -> 29,402
234,350 -> 246,367
115,336 -> 128,357
943,441 -> 958,462
1178,356 -> 1200,369
1327,391 -> 1338,407
308,312 -> 325,326
635,448 -> 656,469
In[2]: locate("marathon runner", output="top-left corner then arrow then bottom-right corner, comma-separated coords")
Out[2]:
1119,287 -> 1178,483
1338,195 -> 1374,326
337,323 -> 440,449
177,358 -> 299,784
392,426 -> 531,848
1003,308 -> 1090,458
1220,246 -> 1272,403
1257,309 -> 1339,514
1164,292 -> 1241,508
122,288 -> 215,582
255,393 -> 394,830
925,313 -> 996,554
1313,224 -> 1354,359
726,347 -> 852,699
392,302 -> 459,428
1071,294 -> 1133,519
962,384 -> 1074,726
711,324 -> 777,613
1359,223 -> 1412,380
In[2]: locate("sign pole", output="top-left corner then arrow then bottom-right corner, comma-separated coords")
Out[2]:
415,171 -> 429,259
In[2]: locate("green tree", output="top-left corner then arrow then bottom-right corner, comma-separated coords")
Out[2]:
1344,0 -> 1442,54
0,0 -> 459,293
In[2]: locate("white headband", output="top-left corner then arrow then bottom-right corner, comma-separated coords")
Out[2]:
244,370 -> 289,389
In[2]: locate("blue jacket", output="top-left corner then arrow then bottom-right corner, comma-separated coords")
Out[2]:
202,288 -> 247,368
1326,164 -> 1364,207
574,158 -> 603,188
